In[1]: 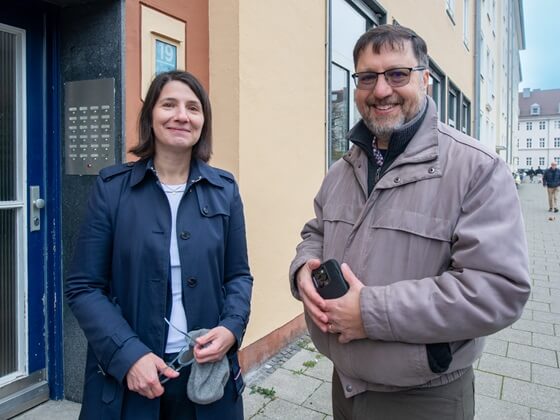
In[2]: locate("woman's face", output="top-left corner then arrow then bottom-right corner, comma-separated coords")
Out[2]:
152,80 -> 205,155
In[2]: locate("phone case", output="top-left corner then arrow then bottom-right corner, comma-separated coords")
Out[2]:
311,259 -> 349,299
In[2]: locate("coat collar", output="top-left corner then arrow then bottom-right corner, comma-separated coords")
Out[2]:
130,157 -> 226,188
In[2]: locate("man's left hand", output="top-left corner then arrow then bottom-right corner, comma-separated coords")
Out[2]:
193,326 -> 236,364
323,263 -> 367,344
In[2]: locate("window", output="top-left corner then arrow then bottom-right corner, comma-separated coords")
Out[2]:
448,84 -> 459,128
526,138 -> 532,148
328,0 -> 378,166
526,122 -> 532,130
428,62 -> 445,122
531,104 -> 540,115
555,120 -> 560,129
554,138 -> 560,147
539,121 -> 546,130
555,157 -> 560,164
540,138 -> 545,148
516,139 -> 519,148
461,97 -> 471,135
539,157 -> 545,166
526,157 -> 532,166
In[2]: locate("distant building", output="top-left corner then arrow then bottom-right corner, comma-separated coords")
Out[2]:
516,88 -> 560,170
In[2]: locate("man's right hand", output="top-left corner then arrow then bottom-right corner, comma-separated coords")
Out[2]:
126,352 -> 179,399
296,259 -> 330,333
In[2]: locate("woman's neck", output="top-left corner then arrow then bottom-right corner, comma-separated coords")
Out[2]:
153,151 -> 191,184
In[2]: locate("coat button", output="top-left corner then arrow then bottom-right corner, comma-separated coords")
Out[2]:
180,231 -> 191,240
393,177 -> 401,184
428,167 -> 436,174
202,206 -> 209,215
345,384 -> 353,392
187,277 -> 198,287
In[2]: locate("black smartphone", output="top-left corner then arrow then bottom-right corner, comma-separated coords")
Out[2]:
311,259 -> 349,299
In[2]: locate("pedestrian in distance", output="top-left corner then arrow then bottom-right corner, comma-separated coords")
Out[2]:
290,24 -> 530,420
543,161 -> 560,212
65,70 -> 252,420
527,166 -> 535,183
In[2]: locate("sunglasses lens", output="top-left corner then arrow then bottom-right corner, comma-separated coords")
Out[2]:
386,69 -> 410,87
177,347 -> 195,365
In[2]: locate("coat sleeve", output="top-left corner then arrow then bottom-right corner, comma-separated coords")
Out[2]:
65,177 -> 151,382
360,157 -> 531,343
218,181 -> 253,350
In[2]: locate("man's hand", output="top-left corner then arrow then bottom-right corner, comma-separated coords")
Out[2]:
296,259 -> 329,333
323,263 -> 367,344
193,326 -> 236,364
126,353 -> 179,399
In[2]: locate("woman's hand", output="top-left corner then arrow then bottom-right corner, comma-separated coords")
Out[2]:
126,352 -> 179,399
193,326 -> 236,364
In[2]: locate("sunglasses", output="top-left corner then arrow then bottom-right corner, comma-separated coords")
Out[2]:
159,318 -> 196,384
351,66 -> 426,89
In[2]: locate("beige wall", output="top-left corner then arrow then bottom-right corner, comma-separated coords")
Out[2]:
209,0 -> 326,346
383,0 -> 475,101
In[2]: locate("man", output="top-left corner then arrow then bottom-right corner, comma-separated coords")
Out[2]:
290,25 -> 530,420
543,161 -> 560,212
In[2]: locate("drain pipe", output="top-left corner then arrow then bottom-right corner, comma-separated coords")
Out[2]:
473,0 -> 482,140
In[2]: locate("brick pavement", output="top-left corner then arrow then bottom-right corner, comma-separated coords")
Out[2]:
13,182 -> 560,419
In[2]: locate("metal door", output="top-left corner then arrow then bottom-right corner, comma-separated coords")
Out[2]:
0,2 -> 60,416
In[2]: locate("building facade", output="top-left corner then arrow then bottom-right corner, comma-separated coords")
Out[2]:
516,88 -> 560,171
0,0 -> 524,416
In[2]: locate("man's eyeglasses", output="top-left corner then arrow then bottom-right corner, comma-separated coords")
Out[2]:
351,66 -> 426,90
159,318 -> 196,384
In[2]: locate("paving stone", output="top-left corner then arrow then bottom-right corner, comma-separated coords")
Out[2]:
525,301 -> 550,312
533,311 -> 560,325
512,319 -> 555,335
483,337 -> 508,356
475,394 -> 530,420
303,381 -> 332,415
477,353 -> 531,380
302,354 -> 333,383
550,289 -> 560,298
521,309 -> 534,320
534,280 -> 560,290
551,303 -> 560,314
244,391 -> 270,419
282,348 -> 320,372
531,408 -> 560,419
257,367 -> 323,406
254,398 -> 326,420
492,327 -> 533,345
503,377 -> 560,414
507,343 -> 558,367
533,333 -> 560,351
474,370 -> 503,398
532,364 -> 560,389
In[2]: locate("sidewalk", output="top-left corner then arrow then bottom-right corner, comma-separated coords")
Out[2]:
14,182 -> 560,419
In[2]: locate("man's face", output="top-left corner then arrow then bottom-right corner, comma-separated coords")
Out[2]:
354,41 -> 429,141
552,163 -> 558,169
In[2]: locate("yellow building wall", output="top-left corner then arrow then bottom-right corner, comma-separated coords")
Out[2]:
209,0 -> 326,346
385,0 -> 475,101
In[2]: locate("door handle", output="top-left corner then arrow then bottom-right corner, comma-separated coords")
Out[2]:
30,186 -> 44,232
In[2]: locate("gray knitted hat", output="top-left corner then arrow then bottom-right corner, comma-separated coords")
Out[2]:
187,328 -> 231,405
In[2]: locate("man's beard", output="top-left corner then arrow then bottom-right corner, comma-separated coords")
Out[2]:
363,113 -> 405,140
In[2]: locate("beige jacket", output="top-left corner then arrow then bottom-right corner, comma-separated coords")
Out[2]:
290,97 -> 530,397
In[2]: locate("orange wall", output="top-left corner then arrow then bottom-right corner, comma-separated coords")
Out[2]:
124,0 -> 209,161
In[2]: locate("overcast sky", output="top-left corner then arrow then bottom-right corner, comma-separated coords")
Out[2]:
518,0 -> 560,91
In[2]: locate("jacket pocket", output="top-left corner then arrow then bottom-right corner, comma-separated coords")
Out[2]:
370,209 -> 452,242
331,339 -> 440,387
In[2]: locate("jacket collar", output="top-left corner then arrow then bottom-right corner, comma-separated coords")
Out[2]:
130,157 -> 226,188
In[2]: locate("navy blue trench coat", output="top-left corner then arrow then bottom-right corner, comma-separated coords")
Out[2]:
65,158 -> 253,419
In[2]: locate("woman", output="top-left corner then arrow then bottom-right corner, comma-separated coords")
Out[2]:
65,70 -> 252,419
